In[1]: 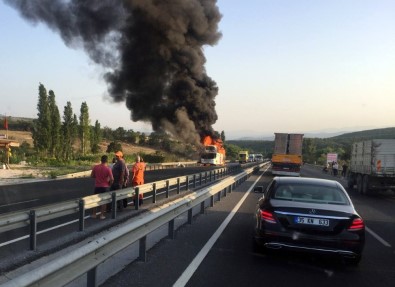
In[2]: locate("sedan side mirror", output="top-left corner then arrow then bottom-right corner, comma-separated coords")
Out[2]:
253,186 -> 264,193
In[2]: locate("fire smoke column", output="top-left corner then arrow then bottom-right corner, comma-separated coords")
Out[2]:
5,0 -> 222,145
108,0 -> 222,144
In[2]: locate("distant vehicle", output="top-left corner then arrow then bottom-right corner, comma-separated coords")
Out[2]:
255,154 -> 263,162
248,154 -> 255,162
347,139 -> 395,194
253,177 -> 365,265
271,133 -> 303,176
238,150 -> 249,163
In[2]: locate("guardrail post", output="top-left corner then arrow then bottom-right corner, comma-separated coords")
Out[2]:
217,190 -> 221,201
185,176 -> 189,191
139,236 -> 147,262
29,210 -> 37,251
210,195 -> 214,207
188,209 -> 193,224
199,173 -> 202,186
78,199 -> 85,232
193,174 -> 196,188
135,188 -> 140,210
111,192 -> 117,219
229,185 -> 232,194
152,183 -> 157,203
177,178 -> 181,194
200,201 -> 205,214
168,219 -> 175,239
210,171 -> 212,182
87,267 -> 97,287
223,187 -> 227,197
166,180 -> 170,198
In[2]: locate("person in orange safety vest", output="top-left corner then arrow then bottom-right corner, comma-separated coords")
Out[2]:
131,155 -> 145,205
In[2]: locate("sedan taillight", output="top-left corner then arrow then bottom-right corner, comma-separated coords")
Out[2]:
348,218 -> 364,230
260,209 -> 276,223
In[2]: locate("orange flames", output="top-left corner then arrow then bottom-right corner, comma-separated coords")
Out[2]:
202,135 -> 225,155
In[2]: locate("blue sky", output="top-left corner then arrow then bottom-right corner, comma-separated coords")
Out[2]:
1,0 -> 394,139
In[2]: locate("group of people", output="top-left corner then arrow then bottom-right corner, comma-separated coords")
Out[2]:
90,151 -> 146,219
323,161 -> 348,177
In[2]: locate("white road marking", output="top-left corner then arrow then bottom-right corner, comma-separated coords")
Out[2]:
366,226 -> 392,247
173,166 -> 270,287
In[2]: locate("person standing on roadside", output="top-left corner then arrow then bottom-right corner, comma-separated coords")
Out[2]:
111,151 -> 127,210
342,163 -> 348,177
333,161 -> 339,177
91,155 -> 114,219
131,155 -> 146,206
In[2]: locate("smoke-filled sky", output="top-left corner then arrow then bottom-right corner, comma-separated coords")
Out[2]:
1,0 -> 394,140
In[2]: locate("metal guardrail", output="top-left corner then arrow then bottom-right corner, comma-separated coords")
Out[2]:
55,161 -> 200,180
0,165 -> 240,251
1,163 -> 267,287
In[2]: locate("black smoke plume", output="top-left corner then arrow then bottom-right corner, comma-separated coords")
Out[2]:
5,0 -> 222,144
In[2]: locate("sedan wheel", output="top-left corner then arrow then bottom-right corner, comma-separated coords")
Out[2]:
356,174 -> 363,194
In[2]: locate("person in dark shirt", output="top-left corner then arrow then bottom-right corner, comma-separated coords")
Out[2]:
112,151 -> 126,189
342,163 -> 348,177
110,151 -> 127,210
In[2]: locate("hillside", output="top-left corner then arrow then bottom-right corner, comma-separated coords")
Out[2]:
330,127 -> 395,140
0,129 -> 159,156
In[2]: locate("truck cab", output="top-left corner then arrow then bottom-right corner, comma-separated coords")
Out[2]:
238,151 -> 249,163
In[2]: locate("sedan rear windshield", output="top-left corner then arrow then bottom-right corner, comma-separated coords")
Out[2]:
273,183 -> 350,205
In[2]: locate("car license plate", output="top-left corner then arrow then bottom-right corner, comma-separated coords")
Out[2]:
295,216 -> 329,226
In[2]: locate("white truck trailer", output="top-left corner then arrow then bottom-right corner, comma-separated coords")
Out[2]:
347,139 -> 395,194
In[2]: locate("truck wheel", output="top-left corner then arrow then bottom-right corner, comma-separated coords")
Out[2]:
347,173 -> 354,189
362,175 -> 370,195
356,174 -> 363,194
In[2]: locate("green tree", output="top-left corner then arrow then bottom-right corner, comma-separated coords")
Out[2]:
148,131 -> 163,146
10,141 -> 32,162
32,83 -> 51,156
62,102 -> 78,160
113,127 -> 127,141
220,130 -> 226,142
106,141 -> 122,153
139,132 -> 147,145
224,143 -> 241,161
79,102 -> 91,155
302,138 -> 317,164
102,126 -> 114,141
48,90 -> 61,158
125,129 -> 138,144
90,120 -> 102,154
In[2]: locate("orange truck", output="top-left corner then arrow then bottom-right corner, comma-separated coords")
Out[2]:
271,133 -> 304,176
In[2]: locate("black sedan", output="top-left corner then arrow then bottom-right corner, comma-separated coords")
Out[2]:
253,177 -> 365,265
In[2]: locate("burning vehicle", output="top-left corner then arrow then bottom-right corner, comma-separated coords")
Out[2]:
199,135 -> 226,166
